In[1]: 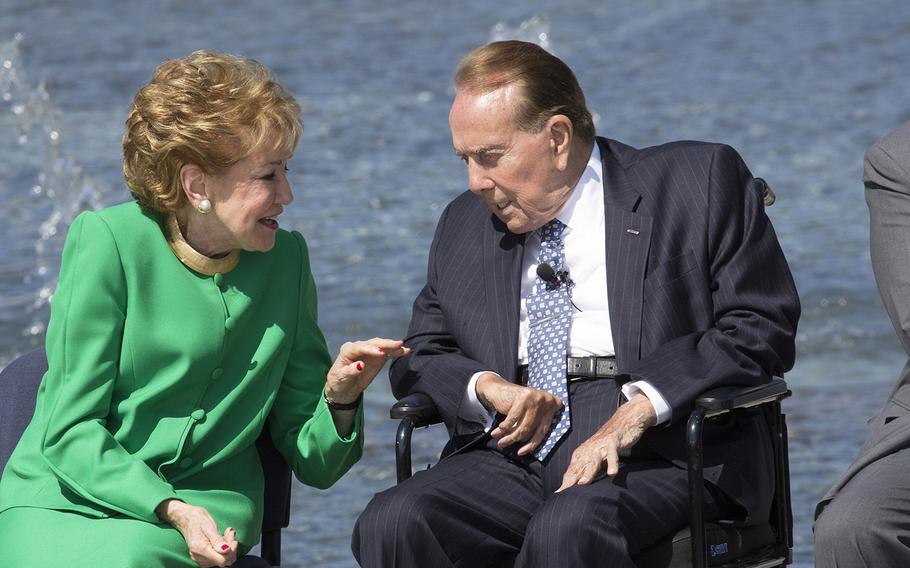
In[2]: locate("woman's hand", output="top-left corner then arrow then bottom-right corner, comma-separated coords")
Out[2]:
156,499 -> 238,567
324,338 -> 411,405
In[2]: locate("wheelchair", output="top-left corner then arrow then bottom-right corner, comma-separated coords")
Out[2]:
391,379 -> 793,568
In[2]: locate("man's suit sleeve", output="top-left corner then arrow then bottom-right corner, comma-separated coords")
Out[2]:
814,125 -> 910,519
625,145 -> 800,421
390,204 -> 489,428
864,132 -> 910,357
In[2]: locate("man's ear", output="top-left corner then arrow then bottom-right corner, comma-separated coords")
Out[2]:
179,164 -> 207,208
547,115 -> 574,170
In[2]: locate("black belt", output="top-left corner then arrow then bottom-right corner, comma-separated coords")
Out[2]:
518,356 -> 621,384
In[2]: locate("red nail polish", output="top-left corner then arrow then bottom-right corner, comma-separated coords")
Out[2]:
221,544 -> 229,551
378,348 -> 385,353
356,362 -> 363,371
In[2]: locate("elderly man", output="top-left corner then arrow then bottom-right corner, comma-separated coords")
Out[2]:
354,41 -> 799,567
815,121 -> 910,566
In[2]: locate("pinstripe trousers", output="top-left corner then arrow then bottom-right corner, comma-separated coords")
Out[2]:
352,379 -> 730,567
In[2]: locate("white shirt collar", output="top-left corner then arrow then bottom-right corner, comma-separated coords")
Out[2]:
551,142 -> 603,235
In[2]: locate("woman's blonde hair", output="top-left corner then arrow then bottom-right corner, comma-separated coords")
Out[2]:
123,50 -> 302,214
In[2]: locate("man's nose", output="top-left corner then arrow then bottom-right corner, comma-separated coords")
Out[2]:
467,163 -> 493,194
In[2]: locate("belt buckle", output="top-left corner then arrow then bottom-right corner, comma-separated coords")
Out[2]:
569,357 -> 595,377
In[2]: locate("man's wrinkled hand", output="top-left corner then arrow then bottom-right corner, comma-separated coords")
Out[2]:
557,394 -> 657,492
475,372 -> 563,456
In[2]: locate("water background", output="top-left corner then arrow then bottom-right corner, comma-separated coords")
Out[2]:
3,1 -> 910,565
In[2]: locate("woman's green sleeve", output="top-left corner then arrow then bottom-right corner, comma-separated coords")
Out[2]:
39,211 -> 178,522
268,231 -> 364,489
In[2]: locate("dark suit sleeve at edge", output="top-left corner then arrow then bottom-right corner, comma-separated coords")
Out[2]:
625,145 -> 800,423
390,202 -> 488,429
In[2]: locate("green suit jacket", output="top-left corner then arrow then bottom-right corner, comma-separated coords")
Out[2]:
0,201 -> 362,547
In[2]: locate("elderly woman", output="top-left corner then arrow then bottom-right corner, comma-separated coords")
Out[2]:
0,50 -> 405,567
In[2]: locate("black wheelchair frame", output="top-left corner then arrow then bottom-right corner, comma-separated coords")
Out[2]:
391,379 -> 793,568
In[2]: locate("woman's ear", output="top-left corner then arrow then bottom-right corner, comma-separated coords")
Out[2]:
179,164 -> 208,208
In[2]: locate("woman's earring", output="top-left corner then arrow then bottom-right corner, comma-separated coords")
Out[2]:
197,199 -> 212,214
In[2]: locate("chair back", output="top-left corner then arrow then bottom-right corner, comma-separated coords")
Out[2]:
0,348 -> 48,475
255,421 -> 292,566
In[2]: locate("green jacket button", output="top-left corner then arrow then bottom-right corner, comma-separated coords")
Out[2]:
224,317 -> 235,331
213,272 -> 223,286
179,457 -> 193,469
211,368 -> 223,380
191,409 -> 205,421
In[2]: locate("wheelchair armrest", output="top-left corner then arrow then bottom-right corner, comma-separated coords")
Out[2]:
391,393 -> 443,484
695,377 -> 790,418
390,392 -> 443,427
687,376 -> 792,567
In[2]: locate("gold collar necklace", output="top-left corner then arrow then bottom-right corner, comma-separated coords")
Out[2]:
164,214 -> 239,276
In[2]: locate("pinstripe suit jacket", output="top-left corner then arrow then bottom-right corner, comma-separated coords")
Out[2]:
391,136 -> 800,522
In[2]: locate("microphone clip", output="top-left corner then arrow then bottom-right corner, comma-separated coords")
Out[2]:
535,263 -> 582,312
555,269 -> 574,288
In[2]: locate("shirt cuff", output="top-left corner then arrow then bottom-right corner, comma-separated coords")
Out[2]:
621,380 -> 672,425
462,371 -> 498,431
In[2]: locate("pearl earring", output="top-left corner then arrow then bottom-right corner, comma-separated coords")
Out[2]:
197,199 -> 212,214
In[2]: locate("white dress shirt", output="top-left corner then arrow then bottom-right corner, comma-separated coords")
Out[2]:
462,144 -> 672,428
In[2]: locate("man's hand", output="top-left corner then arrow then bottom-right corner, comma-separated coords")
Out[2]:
557,394 -> 657,492
475,372 -> 563,456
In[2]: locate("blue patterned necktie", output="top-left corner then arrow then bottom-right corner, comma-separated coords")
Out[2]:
526,219 -> 572,461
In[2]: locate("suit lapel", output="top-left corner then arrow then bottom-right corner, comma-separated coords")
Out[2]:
598,138 -> 652,367
483,215 -> 525,378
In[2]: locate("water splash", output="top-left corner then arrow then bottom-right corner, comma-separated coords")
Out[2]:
490,15 -> 552,50
0,34 -> 105,355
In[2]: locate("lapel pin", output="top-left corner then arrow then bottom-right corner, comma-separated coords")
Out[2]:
626,228 -> 640,235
